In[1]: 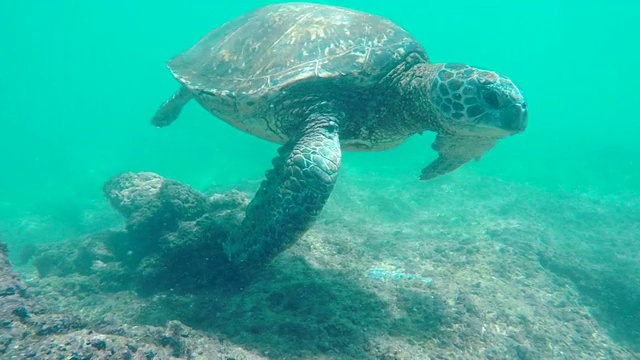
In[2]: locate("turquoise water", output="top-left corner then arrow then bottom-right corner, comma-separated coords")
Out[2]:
2,1 -> 638,217
1,0 -> 639,356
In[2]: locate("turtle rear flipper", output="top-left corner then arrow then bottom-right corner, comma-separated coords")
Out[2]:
151,86 -> 192,128
420,133 -> 497,180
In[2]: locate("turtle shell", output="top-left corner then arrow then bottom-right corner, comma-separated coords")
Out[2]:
166,3 -> 427,136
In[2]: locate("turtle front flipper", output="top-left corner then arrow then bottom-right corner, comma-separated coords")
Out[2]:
223,115 -> 342,268
151,86 -> 193,128
420,133 -> 497,180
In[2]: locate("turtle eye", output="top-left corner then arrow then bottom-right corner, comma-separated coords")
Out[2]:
482,88 -> 501,109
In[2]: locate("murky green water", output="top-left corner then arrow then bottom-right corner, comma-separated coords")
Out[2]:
2,0 -> 638,212
1,0 -> 638,355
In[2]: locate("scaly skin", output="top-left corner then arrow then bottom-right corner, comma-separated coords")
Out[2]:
219,63 -> 528,267
428,63 -> 527,134
148,4 -> 528,270
413,63 -> 528,179
222,113 -> 342,268
151,86 -> 192,128
149,62 -> 528,269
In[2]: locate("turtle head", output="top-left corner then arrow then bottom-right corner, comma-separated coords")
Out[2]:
418,64 -> 527,180
429,63 -> 528,137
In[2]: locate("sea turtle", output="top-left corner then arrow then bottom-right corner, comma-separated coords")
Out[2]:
150,3 -> 528,268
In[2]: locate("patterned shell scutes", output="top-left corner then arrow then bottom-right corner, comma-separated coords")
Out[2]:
167,3 -> 424,102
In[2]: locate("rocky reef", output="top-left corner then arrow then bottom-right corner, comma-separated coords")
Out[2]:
1,236 -> 265,359
3,171 -> 638,359
29,172 -> 250,295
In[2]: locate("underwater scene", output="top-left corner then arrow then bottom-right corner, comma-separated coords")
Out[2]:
1,0 -> 639,359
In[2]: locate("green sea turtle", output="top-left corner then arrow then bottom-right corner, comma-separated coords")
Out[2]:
150,3 -> 528,268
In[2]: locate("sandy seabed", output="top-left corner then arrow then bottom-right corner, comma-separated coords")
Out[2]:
1,170 -> 638,359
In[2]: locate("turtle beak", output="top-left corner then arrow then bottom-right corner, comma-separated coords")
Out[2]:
499,102 -> 528,134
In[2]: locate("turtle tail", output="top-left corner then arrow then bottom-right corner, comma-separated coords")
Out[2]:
151,86 -> 192,128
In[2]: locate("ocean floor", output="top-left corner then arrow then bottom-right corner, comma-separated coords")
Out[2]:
1,170 -> 638,359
